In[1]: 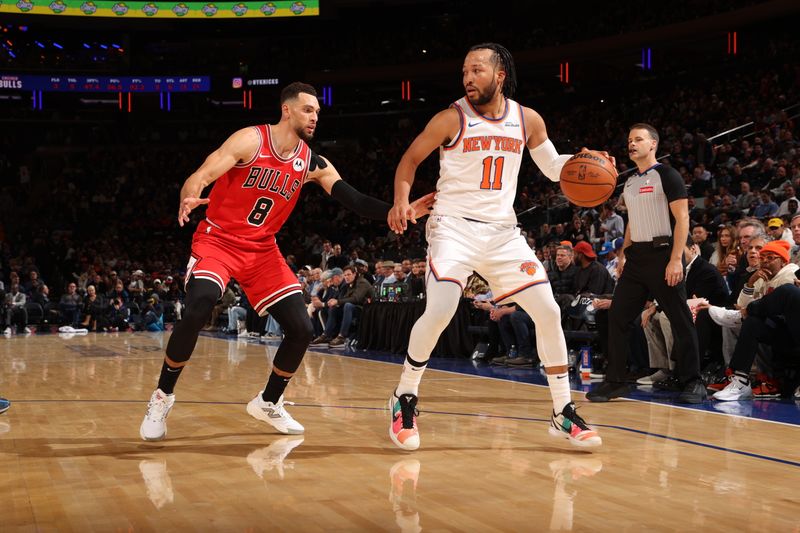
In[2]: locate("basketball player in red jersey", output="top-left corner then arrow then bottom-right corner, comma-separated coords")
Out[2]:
140,82 -> 434,441
386,44 -> 612,450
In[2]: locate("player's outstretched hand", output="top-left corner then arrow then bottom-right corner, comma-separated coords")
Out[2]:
178,197 -> 210,227
407,192 -> 436,226
388,200 -> 412,234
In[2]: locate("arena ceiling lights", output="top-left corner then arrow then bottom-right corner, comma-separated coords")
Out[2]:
0,1 -> 319,18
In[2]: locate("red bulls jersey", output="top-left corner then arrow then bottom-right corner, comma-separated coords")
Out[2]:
199,125 -> 310,244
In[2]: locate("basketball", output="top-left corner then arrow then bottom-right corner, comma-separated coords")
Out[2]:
559,151 -> 618,207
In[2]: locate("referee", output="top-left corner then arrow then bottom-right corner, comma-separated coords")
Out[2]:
587,123 -> 706,403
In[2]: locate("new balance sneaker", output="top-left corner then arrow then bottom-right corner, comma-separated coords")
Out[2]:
549,402 -> 602,448
140,389 -> 176,441
139,459 -> 174,509
0,397 -> 10,414
246,436 -> 305,480
712,376 -> 753,401
708,306 -> 742,329
246,393 -> 304,435
636,369 -> 671,385
389,392 -> 420,451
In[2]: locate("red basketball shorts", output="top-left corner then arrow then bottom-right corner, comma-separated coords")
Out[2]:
186,230 -> 301,315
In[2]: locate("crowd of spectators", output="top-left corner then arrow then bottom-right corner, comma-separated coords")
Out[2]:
1,12 -> 799,400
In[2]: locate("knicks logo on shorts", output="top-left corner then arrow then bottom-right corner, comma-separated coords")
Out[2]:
519,261 -> 538,276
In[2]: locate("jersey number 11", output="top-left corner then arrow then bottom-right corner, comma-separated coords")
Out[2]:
480,156 -> 504,190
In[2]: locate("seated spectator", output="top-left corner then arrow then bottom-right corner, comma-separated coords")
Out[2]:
408,258 -> 426,298
598,238 -> 623,283
80,285 -> 107,331
163,277 -> 184,321
59,282 -> 83,327
141,295 -> 166,332
3,282 -> 30,335
709,224 -> 738,279
206,282 -> 236,331
128,269 -> 146,304
691,225 -> 714,260
22,270 -> 43,297
105,297 -> 130,332
790,213 -> 800,265
308,270 -> 335,337
31,283 -> 55,324
314,265 -> 372,348
572,241 -> 614,297
713,279 -> 800,402
354,259 -> 374,285
549,245 -> 578,307
752,190 -> 779,219
599,202 -> 624,242
767,217 -> 792,244
736,181 -> 756,212
776,184 -> 797,216
107,279 -> 130,304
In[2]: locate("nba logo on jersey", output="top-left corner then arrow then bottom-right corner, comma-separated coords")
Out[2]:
293,158 -> 305,172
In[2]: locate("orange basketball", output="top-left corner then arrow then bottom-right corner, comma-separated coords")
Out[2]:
559,151 -> 618,207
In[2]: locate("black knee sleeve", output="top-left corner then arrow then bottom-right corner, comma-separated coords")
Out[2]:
166,277 -> 221,363
266,293 -> 313,374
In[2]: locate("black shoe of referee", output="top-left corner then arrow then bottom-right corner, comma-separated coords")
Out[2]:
586,381 -> 630,402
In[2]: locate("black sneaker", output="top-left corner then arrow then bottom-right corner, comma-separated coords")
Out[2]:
653,375 -> 683,392
586,381 -> 630,402
677,379 -> 708,404
506,356 -> 534,367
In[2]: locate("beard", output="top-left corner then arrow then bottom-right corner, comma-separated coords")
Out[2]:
295,124 -> 314,142
466,79 -> 498,106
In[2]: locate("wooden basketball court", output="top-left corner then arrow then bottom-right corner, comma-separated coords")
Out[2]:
2,332 -> 799,531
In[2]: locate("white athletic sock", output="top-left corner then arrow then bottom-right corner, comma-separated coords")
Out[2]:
396,356 -> 427,397
546,372 -> 572,414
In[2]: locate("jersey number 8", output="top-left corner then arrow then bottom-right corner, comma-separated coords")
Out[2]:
247,197 -> 275,226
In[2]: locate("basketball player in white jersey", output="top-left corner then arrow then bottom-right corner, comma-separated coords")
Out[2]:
387,43 -> 608,450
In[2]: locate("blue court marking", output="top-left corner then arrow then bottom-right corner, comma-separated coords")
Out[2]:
205,331 -> 800,426
12,397 -> 800,468
311,345 -> 800,427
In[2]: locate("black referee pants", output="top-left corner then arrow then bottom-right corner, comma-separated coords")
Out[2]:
607,243 -> 700,383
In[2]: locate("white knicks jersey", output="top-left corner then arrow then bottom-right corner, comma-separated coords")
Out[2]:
433,97 -> 527,224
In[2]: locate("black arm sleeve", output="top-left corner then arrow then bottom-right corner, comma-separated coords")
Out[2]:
329,179 -> 391,221
658,165 -> 687,203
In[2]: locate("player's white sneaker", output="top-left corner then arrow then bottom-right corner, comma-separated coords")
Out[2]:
140,389 -> 175,441
247,436 -> 305,480
246,393 -> 304,434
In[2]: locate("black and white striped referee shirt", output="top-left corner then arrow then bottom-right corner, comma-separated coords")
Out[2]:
621,163 -> 687,243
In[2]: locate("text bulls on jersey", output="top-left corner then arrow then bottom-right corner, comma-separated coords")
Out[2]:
242,166 -> 301,201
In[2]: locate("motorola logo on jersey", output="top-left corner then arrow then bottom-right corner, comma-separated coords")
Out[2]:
292,158 -> 305,172
241,166 -> 301,201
